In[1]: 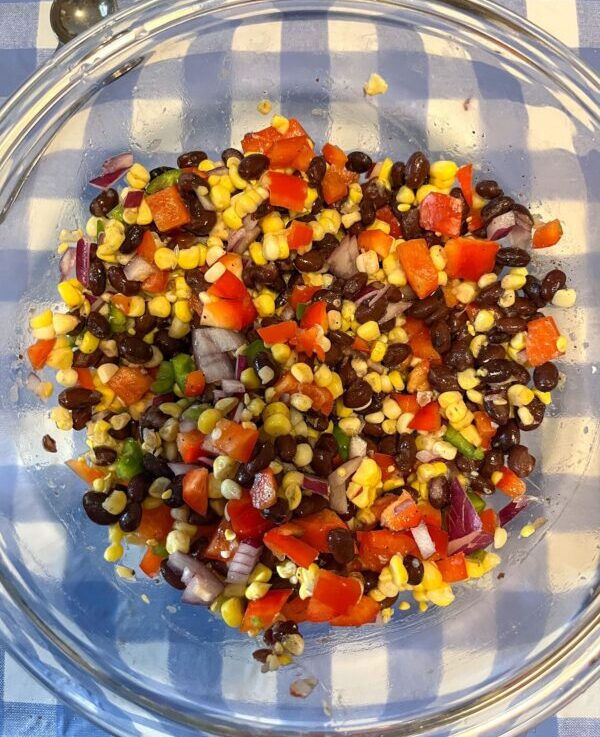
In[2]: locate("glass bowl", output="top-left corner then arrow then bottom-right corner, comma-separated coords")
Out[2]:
0,0 -> 598,735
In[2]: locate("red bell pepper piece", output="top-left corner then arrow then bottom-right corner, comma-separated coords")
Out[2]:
294,509 -> 349,552
525,315 -> 563,367
137,504 -> 173,542
532,219 -> 563,249
273,371 -> 299,396
357,530 -> 419,571
137,230 -> 158,263
290,284 -> 320,309
375,206 -> 402,238
396,238 -> 438,299
218,252 -> 243,279
322,142 -> 347,167
468,210 -> 485,232
27,338 -> 56,371
473,410 -> 496,450
145,185 -> 191,232
212,419 -> 259,463
140,547 -> 163,578
305,597 -> 336,622
241,124 -> 281,154
286,220 -> 314,250
479,508 -> 498,535
417,501 -> 443,529
456,164 -> 473,207
300,300 -> 328,331
267,171 -> 307,211
419,192 -> 463,237
204,520 -> 238,561
250,468 -> 278,510
227,493 -> 273,539
496,466 -> 527,497
281,595 -> 311,624
358,229 -> 394,258
409,327 -> 441,363
75,367 -> 95,390
291,326 -> 326,361
321,166 -> 352,205
184,369 -> 206,398
107,367 -> 152,405
408,401 -> 441,432
240,589 -> 293,632
200,297 -> 256,331
207,270 -> 248,300
176,429 -> 206,464
65,458 -> 104,485
257,320 -> 298,345
380,491 -> 422,531
351,336 -> 371,353
263,528 -> 319,568
142,269 -> 170,294
331,596 -> 381,627
443,237 -> 500,281
182,467 -> 209,516
268,135 -> 313,171
310,569 -> 362,617
298,382 -> 334,415
437,552 -> 468,582
393,393 -> 420,414
427,524 -> 448,560
371,454 -> 398,482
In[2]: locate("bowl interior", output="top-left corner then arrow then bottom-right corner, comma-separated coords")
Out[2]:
0,1 -> 598,736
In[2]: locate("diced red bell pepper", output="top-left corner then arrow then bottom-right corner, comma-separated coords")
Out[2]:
292,326 -> 326,361
437,552 -> 468,582
408,401 -> 441,432
321,166 -> 351,205
305,597 -> 336,622
300,300 -> 328,331
357,530 -> 419,571
204,520 -> 238,561
294,509 -> 349,553
182,467 -> 209,516
241,124 -> 281,154
479,508 -> 499,535
273,371 -> 299,396
286,220 -> 314,250
419,192 -> 463,238
75,367 -> 95,390
290,284 -> 320,309
240,588 -> 293,632
227,493 -> 273,538
107,367 -> 152,405
257,320 -> 298,345
267,171 -> 307,211
331,596 -> 380,627
532,219 -> 563,249
140,547 -> 163,578
403,316 -> 425,340
468,210 -> 485,232
263,528 -> 319,568
27,338 -> 56,371
137,504 -> 173,542
427,524 -> 448,560
393,393 -> 420,414
176,429 -> 206,464
525,315 -> 563,367
268,136 -> 313,171
310,569 -> 362,617
496,466 -> 527,497
281,595 -> 311,624
137,230 -> 158,263
396,238 -> 438,299
409,328 -> 441,363
417,501 -> 442,529
184,369 -> 206,398
299,382 -> 334,415
351,336 -> 371,353
375,206 -> 402,238
473,410 -> 496,450
146,185 -> 191,232
212,419 -> 259,463
371,454 -> 398,483
250,468 -> 278,510
207,270 -> 248,300
322,142 -> 347,167
200,296 -> 256,331
443,237 -> 500,281
380,491 -> 422,531
142,269 -> 170,294
218,252 -> 243,279
456,164 -> 473,207
358,229 -> 394,258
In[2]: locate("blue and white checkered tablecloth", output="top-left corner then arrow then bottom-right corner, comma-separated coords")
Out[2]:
0,0 -> 598,735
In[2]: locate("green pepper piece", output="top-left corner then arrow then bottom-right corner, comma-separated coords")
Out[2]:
115,438 -> 144,481
152,542 -> 168,558
443,426 -> 485,461
296,303 -> 307,321
171,353 -> 196,393
181,403 -> 210,423
145,168 -> 181,195
245,339 -> 266,363
467,549 -> 487,563
108,203 -> 124,223
333,425 -> 350,462
467,491 -> 486,513
108,303 -> 127,333
96,219 -> 105,236
151,361 -> 175,394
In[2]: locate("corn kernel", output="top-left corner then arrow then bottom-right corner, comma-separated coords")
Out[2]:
389,554 -> 409,588
291,362 -> 313,384
438,391 -> 462,409
293,443 -> 313,468
417,462 -> 447,483
396,186 -> 415,205
79,331 -> 99,355
455,282 -> 477,304
289,392 -> 312,412
507,383 -> 534,407
353,458 -> 381,487
556,335 -> 568,353
249,563 -> 272,584
460,424 -> 481,447
254,293 -> 276,318
473,309 -> 495,333
154,247 -> 178,271
220,597 -> 244,628
501,273 -> 527,290
104,543 -> 124,563
209,184 -> 231,211
147,296 -> 171,318
356,250 -> 379,275
175,245 -> 200,270
388,370 -> 405,391
198,408 -> 222,434
263,412 -> 291,437
421,561 -> 443,590
57,280 -> 84,308
428,585 -> 455,607
364,72 -> 388,96
415,184 -> 438,204
126,163 -> 150,189
431,439 -> 458,461
356,320 -> 380,342
457,368 -> 480,390
430,160 -> 458,182
370,340 -> 387,363
249,241 -> 267,265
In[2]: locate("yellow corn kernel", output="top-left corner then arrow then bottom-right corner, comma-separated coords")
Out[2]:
248,563 -> 272,584
387,370 -> 404,392
445,401 -> 468,424
170,300 -> 190,324
507,383 -> 534,407
197,408 -> 222,434
477,272 -> 497,289
223,206 -> 243,230
291,362 -> 313,384
134,198 -> 152,225
460,424 -> 481,447
348,182 -> 363,204
261,212 -> 285,233
389,554 -> 409,588
57,280 -> 84,308
221,597 -> 244,628
270,114 -> 289,133
309,365 -> 330,389
30,309 -> 54,330
454,282 -> 477,304
370,340 -> 387,363
267,343 -> 289,366
415,184 -> 438,204
556,335 -> 568,353
209,184 -> 230,211
228,166 -> 247,192
263,413 -> 292,437
239,366 -> 259,390
501,273 -> 527,290
364,71 -> 388,96
317,208 -> 342,234
353,458 -> 382,487
428,245 -> 446,271
290,392 -> 312,412
422,561 -> 443,590
148,296 -> 171,318
176,245 -> 200,270
249,241 -> 267,265
154,247 -> 178,271
473,309 -> 495,333
437,391 -> 461,410
126,163 -> 150,189
78,331 -> 99,355
429,160 -> 458,182
457,368 -> 480,391
428,585 -> 455,607
244,580 -> 271,601
416,462 -> 447,483
254,293 -> 275,318
104,543 -> 124,563
396,186 -> 415,205
367,219 -> 391,236
466,551 -> 501,578
356,320 -> 380,342
337,416 -> 361,437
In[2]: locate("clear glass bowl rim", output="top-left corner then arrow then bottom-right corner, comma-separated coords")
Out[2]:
0,1 -> 598,736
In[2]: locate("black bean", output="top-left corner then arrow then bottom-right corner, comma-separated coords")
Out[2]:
428,476 -> 450,509
238,154 -> 269,181
361,422 -> 383,438
492,419 -> 520,451
471,477 -> 494,496
377,435 -> 398,455
140,406 -> 169,432
72,348 -> 101,368
90,188 -> 119,217
346,151 -> 372,173
114,223 -> 142,255
87,259 -> 107,297
235,441 -> 275,486
395,434 -> 417,474
82,491 -> 120,525
362,179 -> 390,209
400,207 -> 422,239
404,554 -> 424,585
424,303 -> 450,327
327,528 -> 355,564
160,559 -> 186,589
483,392 -> 510,425
107,265 -> 140,296
163,475 -> 185,508
275,434 -> 297,463
149,166 -> 173,180
94,446 -> 117,466
477,344 -> 506,366
264,620 -> 299,646
405,151 -> 429,189
119,501 -> 143,532
495,247 -> 531,267
109,422 -> 132,440
360,197 -> 376,226
343,379 -> 373,409
487,329 -> 510,345
42,434 -> 57,453
533,362 -> 559,392
127,473 -> 152,502
252,648 -> 271,664
342,273 -> 368,299
142,452 -> 174,479
310,448 -> 334,477
177,150 -> 207,168
503,298 -> 537,320
221,147 -> 243,164
133,313 -> 156,336
508,445 -> 536,477
252,351 -> 279,387
177,171 -> 204,192
483,359 -> 518,384
516,396 -> 545,431
355,296 -> 387,324
307,156 -> 327,186
481,196 -> 514,223
295,494 -> 328,518
495,316 -> 527,335
428,364 -> 460,392
185,207 -> 217,236
390,161 -> 406,189
540,269 -> 566,303
382,343 -> 411,368
475,282 -> 503,307
523,275 -> 546,307
455,455 -> 481,474
295,250 -> 325,273
512,203 -> 534,225
406,295 -> 440,321
430,321 -> 452,353
475,180 -> 503,199
480,449 -> 504,478
86,311 -> 111,339
323,342 -> 343,366
58,387 -> 101,410
154,329 -> 187,359
444,340 -> 473,371
117,335 -> 153,364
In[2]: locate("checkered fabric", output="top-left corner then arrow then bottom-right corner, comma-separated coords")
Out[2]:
0,0 -> 597,735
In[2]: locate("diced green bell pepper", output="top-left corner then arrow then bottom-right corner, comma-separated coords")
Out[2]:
108,303 -> 127,333
145,169 -> 181,195
443,426 -> 485,461
333,425 -> 350,462
467,491 -> 486,513
115,438 -> 144,481
245,339 -> 266,363
151,361 -> 175,394
171,353 -> 196,393
108,203 -> 124,223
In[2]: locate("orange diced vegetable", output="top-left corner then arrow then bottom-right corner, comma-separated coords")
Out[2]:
496,466 -> 527,497
396,238 -> 438,299
331,596 -> 380,627
267,171 -> 307,211
380,491 -> 422,531
525,315 -> 563,367
532,219 -> 563,249
322,142 -> 347,167
286,220 -> 314,250
443,237 -> 500,281
212,419 -> 259,463
145,185 -> 191,232
27,338 -> 56,371
257,320 -> 297,345
408,401 -> 441,432
437,552 -> 468,582
66,458 -> 104,484
137,504 -> 173,541
137,230 -> 158,263
240,589 -> 292,632
140,547 -> 163,578
107,367 -> 153,405
182,468 -> 209,516
456,163 -> 473,207
358,229 -> 394,258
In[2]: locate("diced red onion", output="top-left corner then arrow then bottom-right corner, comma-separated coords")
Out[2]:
152,392 -> 176,405
181,569 -> 224,606
196,456 -> 215,468
366,360 -> 384,374
178,419 -> 197,433
235,354 -> 247,381
411,522 -> 436,560
195,190 -> 215,211
232,402 -> 245,423
327,457 -> 362,515
167,462 -> 197,476
89,167 -> 130,190
349,436 -> 367,458
226,541 -> 262,583
510,223 -> 532,249
199,353 -> 235,384
354,285 -> 377,306
123,255 -> 155,282
486,211 -> 516,241
448,530 -> 493,556
192,328 -> 245,357
221,378 -> 245,395
499,496 -> 530,527
25,372 -> 42,394
416,450 -> 436,463
227,220 -> 260,253
201,435 -> 221,457
167,551 -> 199,575
378,301 -> 410,325
447,477 -> 493,555
302,475 -> 329,497
123,189 -> 144,209
327,235 -> 359,279
75,238 -> 92,287
103,152 -> 134,175
280,305 -> 295,321
59,247 -> 76,279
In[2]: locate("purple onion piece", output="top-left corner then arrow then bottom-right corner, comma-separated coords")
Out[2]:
448,530 -> 494,556
486,210 -> 516,241
327,235 -> 359,279
235,354 -> 248,381
123,189 -> 144,209
102,151 -> 134,174
301,475 -> 329,497
89,166 -> 130,190
59,247 -> 76,279
181,569 -> 224,606
123,255 -> 155,282
327,457 -> 362,514
167,462 -> 198,476
446,477 -> 493,556
221,378 -> 245,395
75,238 -> 92,287
499,496 -> 530,527
226,542 -> 262,584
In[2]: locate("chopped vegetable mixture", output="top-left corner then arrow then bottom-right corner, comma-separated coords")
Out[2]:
26,115 -> 574,672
